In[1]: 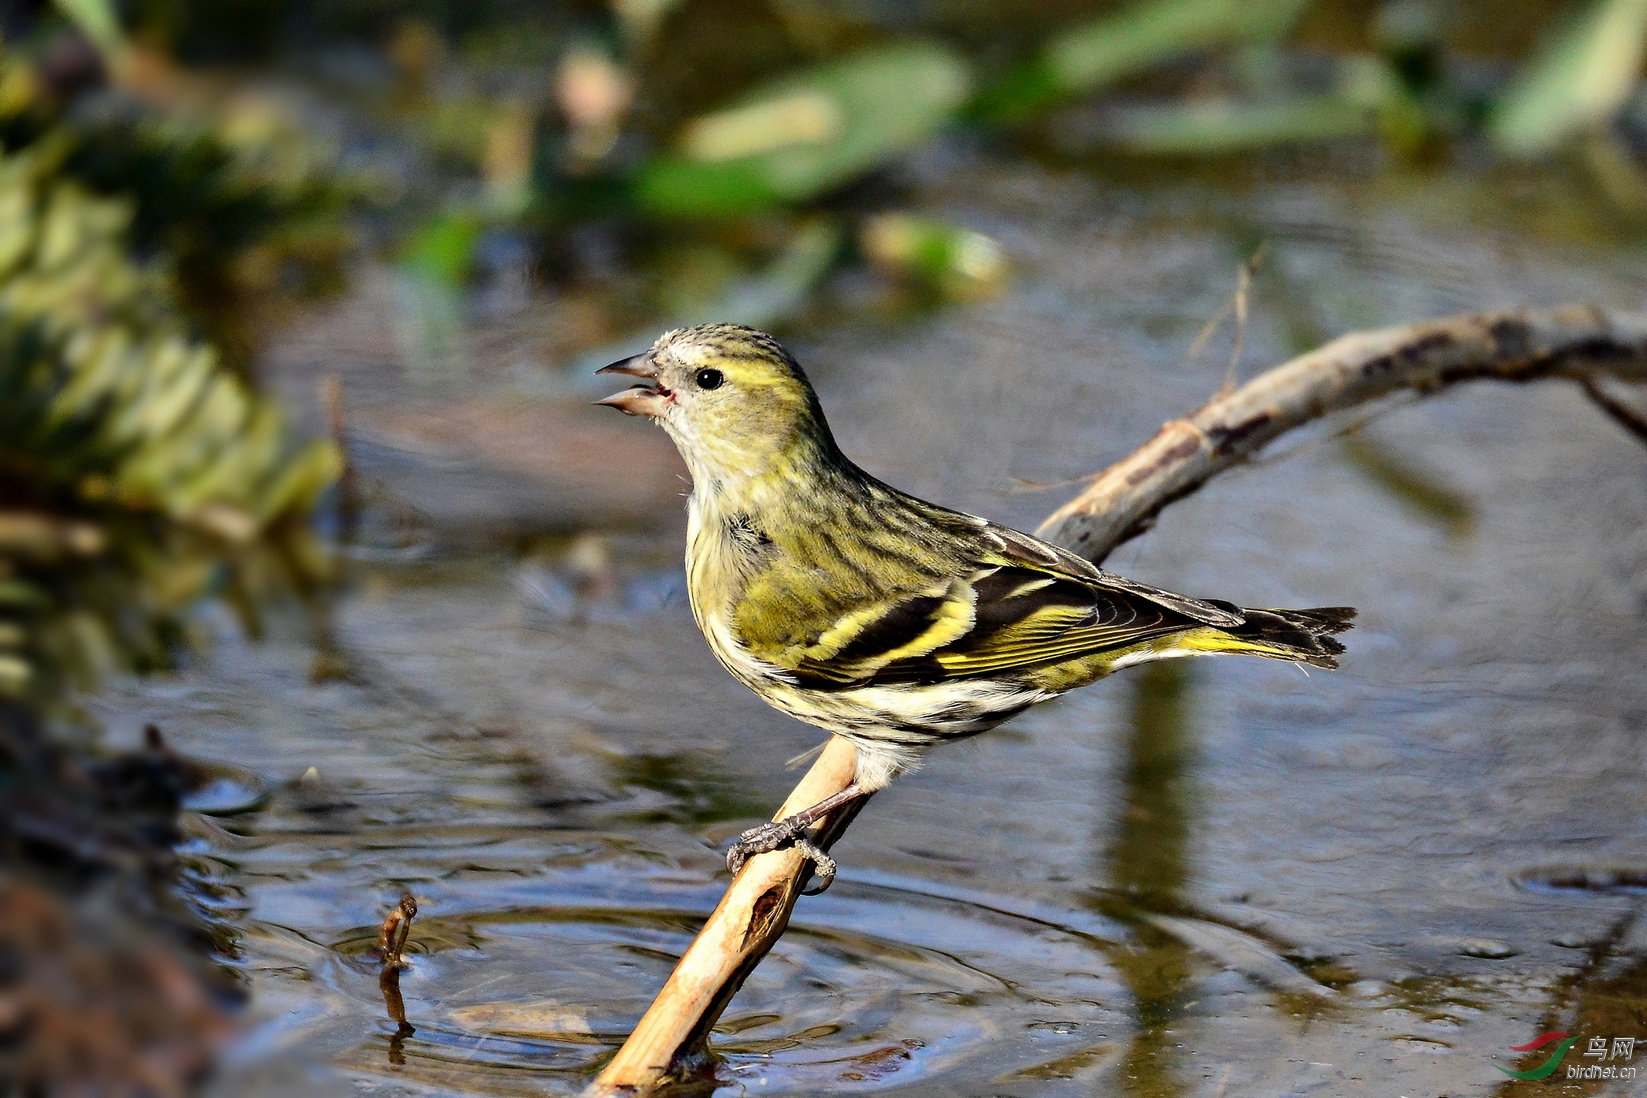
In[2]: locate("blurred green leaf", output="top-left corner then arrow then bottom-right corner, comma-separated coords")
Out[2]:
629,159 -> 783,220
401,208 -> 484,286
860,213 -> 1007,299
0,52 -> 357,379
392,209 -> 485,384
50,0 -> 127,61
1491,0 -> 1647,155
634,42 -> 971,218
979,0 -> 1318,121
1106,94 -> 1377,153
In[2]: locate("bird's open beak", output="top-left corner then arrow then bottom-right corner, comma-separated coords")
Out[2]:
595,353 -> 671,417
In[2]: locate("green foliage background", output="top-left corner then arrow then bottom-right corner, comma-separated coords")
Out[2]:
6,0 -> 1647,707
0,49 -> 344,707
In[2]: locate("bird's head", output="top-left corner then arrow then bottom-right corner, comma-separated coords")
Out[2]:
596,323 -> 840,490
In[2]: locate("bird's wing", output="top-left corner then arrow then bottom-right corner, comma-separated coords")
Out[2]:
746,520 -> 1234,690
979,524 -> 1244,628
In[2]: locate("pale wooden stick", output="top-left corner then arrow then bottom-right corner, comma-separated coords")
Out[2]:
588,736 -> 863,1094
1037,304 -> 1647,560
586,303 -> 1647,1095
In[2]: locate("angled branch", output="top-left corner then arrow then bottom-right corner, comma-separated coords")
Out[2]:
586,303 -> 1647,1096
1037,304 -> 1647,559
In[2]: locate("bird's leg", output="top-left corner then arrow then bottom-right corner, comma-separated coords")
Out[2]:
726,782 -> 866,894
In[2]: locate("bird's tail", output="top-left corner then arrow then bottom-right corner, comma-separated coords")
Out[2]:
1179,604 -> 1357,669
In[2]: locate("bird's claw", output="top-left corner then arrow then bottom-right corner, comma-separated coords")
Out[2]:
725,819 -> 838,894
793,838 -> 836,894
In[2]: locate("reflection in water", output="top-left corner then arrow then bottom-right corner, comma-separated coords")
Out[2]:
1101,661 -> 1198,1098
381,967 -> 417,1066
1339,432 -> 1475,540
603,750 -> 772,826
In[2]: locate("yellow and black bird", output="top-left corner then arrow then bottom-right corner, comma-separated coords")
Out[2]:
599,324 -> 1352,890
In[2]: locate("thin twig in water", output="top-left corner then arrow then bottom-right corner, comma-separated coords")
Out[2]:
378,892 -> 417,970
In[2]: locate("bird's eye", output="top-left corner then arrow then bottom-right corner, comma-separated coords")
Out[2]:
694,368 -> 725,391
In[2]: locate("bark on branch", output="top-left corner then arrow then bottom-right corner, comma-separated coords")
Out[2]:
585,304 -> 1647,1095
